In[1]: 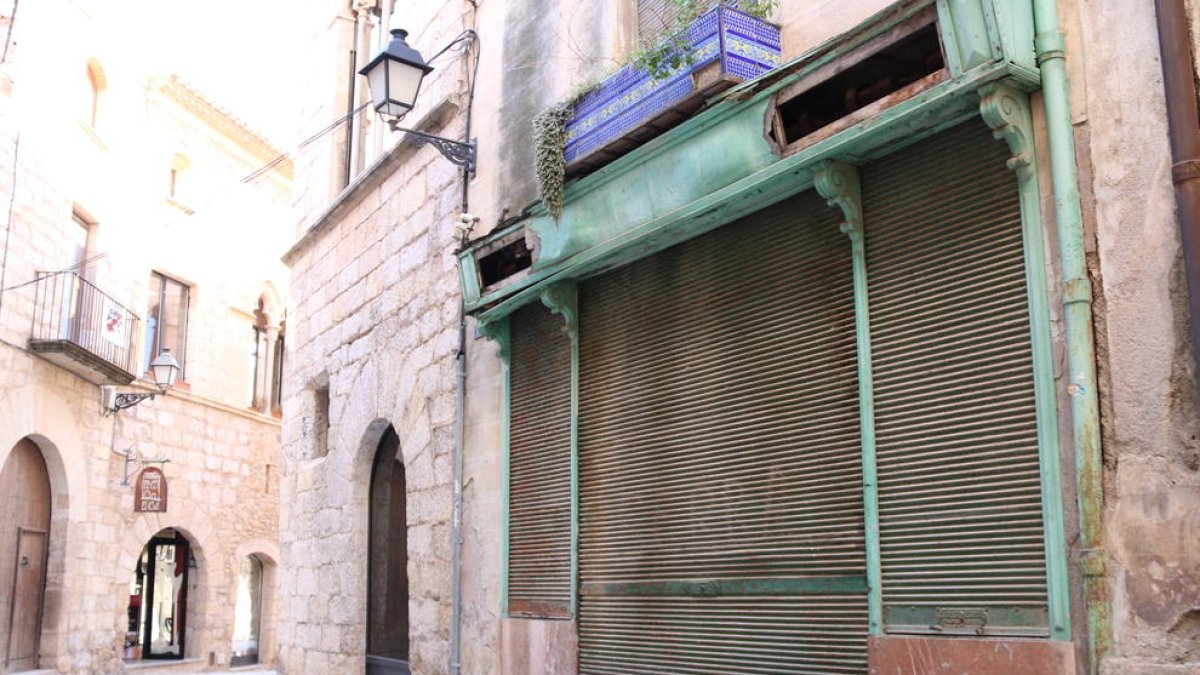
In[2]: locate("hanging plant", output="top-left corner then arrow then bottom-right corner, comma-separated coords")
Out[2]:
532,101 -> 573,221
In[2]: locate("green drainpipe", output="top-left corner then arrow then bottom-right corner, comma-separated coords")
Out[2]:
1029,0 -> 1108,671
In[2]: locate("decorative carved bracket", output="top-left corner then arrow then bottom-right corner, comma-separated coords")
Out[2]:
979,83 -> 1035,179
539,281 -> 579,340
477,317 -> 510,363
814,160 -> 864,242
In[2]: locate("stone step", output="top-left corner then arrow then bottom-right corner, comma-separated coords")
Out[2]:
120,658 -> 275,674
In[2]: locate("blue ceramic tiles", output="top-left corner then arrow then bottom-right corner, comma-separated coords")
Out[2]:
563,3 -> 782,168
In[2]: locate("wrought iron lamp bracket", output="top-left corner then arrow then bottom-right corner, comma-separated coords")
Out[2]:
113,447 -> 171,486
390,123 -> 477,176
110,392 -> 157,413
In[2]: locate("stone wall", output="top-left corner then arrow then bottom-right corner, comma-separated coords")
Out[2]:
1072,0 -> 1200,672
0,2 -> 290,672
279,121 -> 466,675
280,0 -> 1200,674
0,345 -> 283,672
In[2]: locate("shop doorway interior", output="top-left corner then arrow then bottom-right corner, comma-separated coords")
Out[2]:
125,530 -> 190,661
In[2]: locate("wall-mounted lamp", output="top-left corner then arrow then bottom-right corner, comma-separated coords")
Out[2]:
359,28 -> 477,174
102,349 -> 181,415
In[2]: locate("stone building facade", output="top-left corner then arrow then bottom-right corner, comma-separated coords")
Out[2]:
0,1 -> 291,672
279,1 -> 1200,675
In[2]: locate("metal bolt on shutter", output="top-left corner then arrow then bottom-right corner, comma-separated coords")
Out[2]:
862,120 -> 1050,636
578,190 -> 868,673
508,301 -> 573,617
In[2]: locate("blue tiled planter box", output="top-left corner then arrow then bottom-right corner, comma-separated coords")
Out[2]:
563,3 -> 782,175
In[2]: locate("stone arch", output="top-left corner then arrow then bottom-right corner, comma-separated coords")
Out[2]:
365,423 -> 410,669
0,400 -> 90,518
117,517 -> 219,662
230,540 -> 279,667
11,435 -> 71,665
354,417 -> 396,484
253,282 -> 284,324
0,437 -> 56,671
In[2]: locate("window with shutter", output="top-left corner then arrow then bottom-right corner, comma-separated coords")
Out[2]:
863,119 -> 1052,636
507,302 -> 574,618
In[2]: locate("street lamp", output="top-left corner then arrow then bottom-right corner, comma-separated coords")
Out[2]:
359,28 -> 477,174
360,29 -> 433,118
102,349 -> 181,414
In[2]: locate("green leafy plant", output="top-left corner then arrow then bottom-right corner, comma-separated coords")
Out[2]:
633,0 -> 779,80
532,1 -> 780,212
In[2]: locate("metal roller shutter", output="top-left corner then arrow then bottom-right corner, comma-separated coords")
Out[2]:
508,301 -> 573,617
862,120 -> 1050,635
578,190 -> 868,673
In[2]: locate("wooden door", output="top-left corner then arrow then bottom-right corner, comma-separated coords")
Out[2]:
1,439 -> 52,673
6,529 -> 47,672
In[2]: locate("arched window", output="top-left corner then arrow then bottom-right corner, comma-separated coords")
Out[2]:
85,59 -> 106,129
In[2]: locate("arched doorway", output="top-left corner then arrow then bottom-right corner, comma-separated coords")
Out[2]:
124,529 -> 190,661
0,439 -> 51,672
231,555 -> 263,666
366,426 -> 409,674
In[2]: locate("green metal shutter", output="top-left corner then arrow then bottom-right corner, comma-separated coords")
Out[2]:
578,190 -> 868,673
508,302 -> 573,617
862,120 -> 1050,635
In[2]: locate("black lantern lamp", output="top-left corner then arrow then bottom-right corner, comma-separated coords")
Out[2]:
360,29 -> 434,118
102,349 -> 182,414
149,349 -> 181,390
359,27 -> 476,174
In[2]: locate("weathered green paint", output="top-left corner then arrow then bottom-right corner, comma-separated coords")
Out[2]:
988,0 -> 1037,73
479,318 -> 512,617
935,0 -> 994,74
1030,0 -> 1109,669
979,82 -> 1072,642
457,0 -> 1047,315
580,576 -> 870,598
533,103 -> 779,267
470,62 -> 1009,325
538,282 -> 579,618
886,605 -> 1051,632
457,0 -> 1087,652
813,160 -> 883,636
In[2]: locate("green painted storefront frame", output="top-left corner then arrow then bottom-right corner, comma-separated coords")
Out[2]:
472,0 -> 1074,647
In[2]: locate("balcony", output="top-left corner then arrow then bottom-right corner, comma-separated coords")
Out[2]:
28,272 -> 142,384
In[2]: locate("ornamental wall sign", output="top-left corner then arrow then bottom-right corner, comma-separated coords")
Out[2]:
134,467 -> 168,512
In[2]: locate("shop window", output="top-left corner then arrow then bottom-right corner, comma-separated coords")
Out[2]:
124,529 -> 190,661
144,273 -> 189,380
505,302 -> 573,618
231,556 -> 263,666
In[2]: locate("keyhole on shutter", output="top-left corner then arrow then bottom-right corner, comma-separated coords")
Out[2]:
20,555 -> 29,566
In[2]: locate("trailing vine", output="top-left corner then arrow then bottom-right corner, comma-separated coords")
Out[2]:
532,101 -> 573,221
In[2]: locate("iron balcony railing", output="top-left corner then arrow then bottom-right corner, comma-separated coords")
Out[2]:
29,271 -> 142,378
